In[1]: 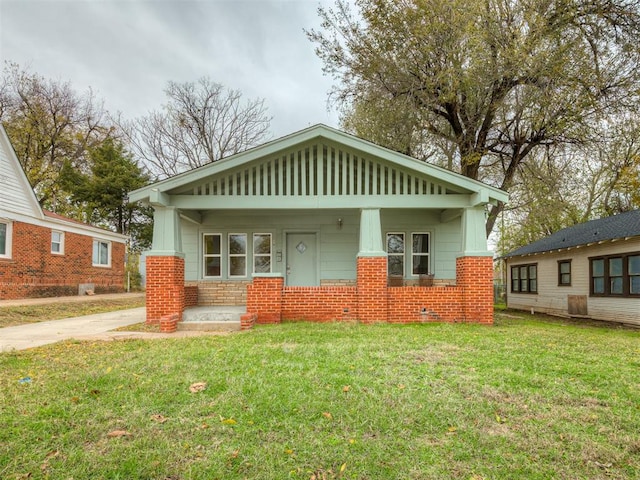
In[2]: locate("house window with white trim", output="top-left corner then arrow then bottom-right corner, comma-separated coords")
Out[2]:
0,221 -> 11,259
253,233 -> 272,273
386,232 -> 405,276
203,234 -> 221,278
92,240 -> 111,267
51,231 -> 64,254
228,233 -> 247,277
411,233 -> 430,275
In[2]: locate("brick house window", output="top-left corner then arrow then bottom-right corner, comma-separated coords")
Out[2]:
228,233 -> 247,278
386,232 -> 404,276
590,253 -> 640,297
558,260 -> 571,286
0,221 -> 11,258
92,240 -> 111,267
411,233 -> 430,275
253,233 -> 272,273
51,231 -> 64,254
511,264 -> 537,293
203,233 -> 221,278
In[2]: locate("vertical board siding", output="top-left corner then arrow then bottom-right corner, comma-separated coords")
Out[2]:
184,142 -> 452,199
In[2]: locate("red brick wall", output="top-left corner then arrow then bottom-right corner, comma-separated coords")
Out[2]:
146,256 -> 185,324
282,286 -> 357,321
457,256 -> 494,324
184,285 -> 198,307
246,276 -> 284,324
387,286 -> 463,323
0,221 -> 125,300
357,256 -> 388,324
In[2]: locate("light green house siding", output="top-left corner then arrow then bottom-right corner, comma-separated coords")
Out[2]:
181,208 -> 462,283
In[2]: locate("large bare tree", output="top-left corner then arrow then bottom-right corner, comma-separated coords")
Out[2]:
308,0 -> 640,235
123,78 -> 271,178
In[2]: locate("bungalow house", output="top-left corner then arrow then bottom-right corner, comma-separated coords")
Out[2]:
0,124 -> 127,299
504,210 -> 640,326
128,124 -> 508,327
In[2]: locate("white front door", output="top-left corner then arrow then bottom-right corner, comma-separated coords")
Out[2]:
286,233 -> 318,286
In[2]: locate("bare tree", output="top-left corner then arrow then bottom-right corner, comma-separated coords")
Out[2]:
123,78 -> 272,178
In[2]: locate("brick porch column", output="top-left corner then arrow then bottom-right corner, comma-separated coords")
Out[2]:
357,256 -> 388,324
456,256 -> 493,324
146,255 -> 185,324
357,209 -> 388,324
247,274 -> 284,324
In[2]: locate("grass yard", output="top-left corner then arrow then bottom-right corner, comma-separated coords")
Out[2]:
1,312 -> 639,479
0,296 -> 146,328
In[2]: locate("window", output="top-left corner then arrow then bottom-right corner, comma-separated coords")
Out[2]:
412,233 -> 430,275
386,233 -> 404,276
0,221 -> 11,258
558,260 -> 571,286
510,264 -> 537,294
203,234 -> 221,277
228,233 -> 247,277
51,231 -> 64,254
590,253 -> 640,297
92,240 -> 110,266
253,233 -> 272,273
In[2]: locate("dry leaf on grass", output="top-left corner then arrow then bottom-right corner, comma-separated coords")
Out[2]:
322,412 -> 333,420
189,382 -> 207,393
151,414 -> 168,423
107,430 -> 132,438
342,385 -> 351,392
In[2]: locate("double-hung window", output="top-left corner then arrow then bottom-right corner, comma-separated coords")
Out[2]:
590,253 -> 640,297
228,233 -> 247,277
511,264 -> 537,293
51,231 -> 64,254
558,260 -> 571,286
203,234 -> 221,277
411,233 -> 430,275
92,240 -> 110,267
0,221 -> 11,259
253,233 -> 272,273
386,233 -> 405,276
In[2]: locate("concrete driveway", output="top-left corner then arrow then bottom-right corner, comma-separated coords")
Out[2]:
0,307 -> 146,352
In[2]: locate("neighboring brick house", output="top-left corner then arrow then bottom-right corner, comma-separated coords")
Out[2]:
0,124 -> 127,300
129,124 -> 508,327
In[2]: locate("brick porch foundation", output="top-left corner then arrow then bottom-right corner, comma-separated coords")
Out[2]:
146,255 -> 185,324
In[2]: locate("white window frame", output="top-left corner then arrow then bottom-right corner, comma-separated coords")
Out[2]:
51,230 -> 64,255
228,233 -> 247,278
386,232 -> 405,276
411,232 -> 431,276
203,233 -> 222,278
92,239 -> 111,267
253,232 -> 272,274
0,220 -> 12,259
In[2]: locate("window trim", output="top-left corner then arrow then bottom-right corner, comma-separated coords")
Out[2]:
589,252 -> 640,297
228,233 -> 248,278
386,232 -> 405,277
51,230 -> 64,255
252,232 -> 272,274
510,263 -> 538,294
202,233 -> 222,279
0,220 -> 12,259
411,232 -> 431,276
92,239 -> 111,267
557,259 -> 571,286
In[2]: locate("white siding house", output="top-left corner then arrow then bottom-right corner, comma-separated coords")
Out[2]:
504,210 -> 640,326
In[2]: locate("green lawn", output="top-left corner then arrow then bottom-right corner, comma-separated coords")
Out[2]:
1,312 -> 638,479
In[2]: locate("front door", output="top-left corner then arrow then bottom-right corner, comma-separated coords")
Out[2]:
286,233 -> 318,286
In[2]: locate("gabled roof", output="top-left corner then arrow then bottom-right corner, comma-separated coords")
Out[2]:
129,124 -> 508,205
504,210 -> 640,258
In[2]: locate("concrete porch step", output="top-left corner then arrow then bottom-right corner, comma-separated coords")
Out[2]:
178,306 -> 245,332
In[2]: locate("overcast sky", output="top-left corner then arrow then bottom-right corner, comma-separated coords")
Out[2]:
0,0 -> 341,139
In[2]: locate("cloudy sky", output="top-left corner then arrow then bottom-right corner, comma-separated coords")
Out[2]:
0,0 -> 342,138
